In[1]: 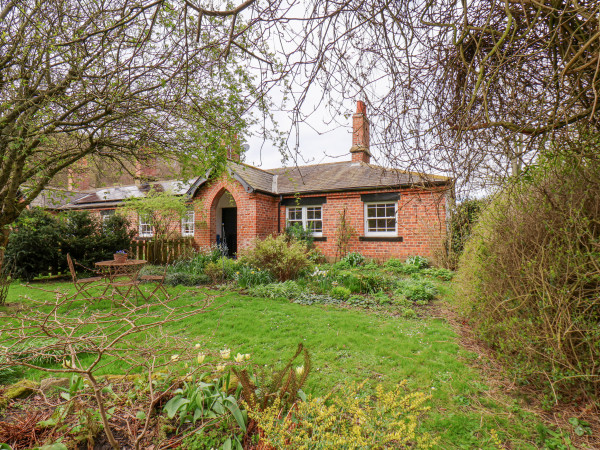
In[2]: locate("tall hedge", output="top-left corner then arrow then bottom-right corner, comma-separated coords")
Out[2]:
5,209 -> 134,281
456,152 -> 600,402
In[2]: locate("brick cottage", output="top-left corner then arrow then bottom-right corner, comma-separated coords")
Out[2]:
60,101 -> 452,261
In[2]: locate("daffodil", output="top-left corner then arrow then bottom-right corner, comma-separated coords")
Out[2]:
220,348 -> 231,359
197,353 -> 206,364
170,354 -> 180,362
194,343 -> 201,349
216,364 -> 226,372
234,353 -> 244,363
295,365 -> 304,377
244,353 -> 251,360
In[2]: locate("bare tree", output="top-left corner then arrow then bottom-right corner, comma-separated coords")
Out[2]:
175,0 -> 600,192
0,0 -> 260,269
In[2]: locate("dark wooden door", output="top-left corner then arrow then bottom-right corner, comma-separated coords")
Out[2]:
222,207 -> 237,257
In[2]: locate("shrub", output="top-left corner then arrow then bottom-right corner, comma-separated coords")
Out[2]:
204,258 -> 238,283
341,251 -> 365,267
241,235 -> 312,281
164,272 -> 211,286
332,259 -> 351,270
250,381 -> 436,448
4,209 -> 134,281
234,265 -> 274,288
383,258 -> 422,275
456,151 -> 600,400
170,245 -> 222,274
441,198 -> 487,270
62,211 -> 134,270
421,267 -> 454,281
4,208 -> 63,281
395,279 -> 438,302
284,223 -> 314,248
248,281 -> 305,299
330,286 -> 351,301
405,255 -> 429,269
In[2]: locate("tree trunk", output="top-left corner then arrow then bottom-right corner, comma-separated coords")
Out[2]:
0,225 -> 10,274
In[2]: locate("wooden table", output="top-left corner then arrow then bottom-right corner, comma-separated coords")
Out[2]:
95,259 -> 147,302
95,259 -> 147,282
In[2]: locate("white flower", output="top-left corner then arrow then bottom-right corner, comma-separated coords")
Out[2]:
170,354 -> 180,362
216,364 -> 226,372
295,365 -> 304,377
234,353 -> 244,363
220,349 -> 231,359
244,353 -> 251,360
197,353 -> 206,364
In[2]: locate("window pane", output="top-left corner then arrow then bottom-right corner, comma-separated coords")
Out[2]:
366,202 -> 396,233
307,220 -> 322,233
288,207 -> 302,221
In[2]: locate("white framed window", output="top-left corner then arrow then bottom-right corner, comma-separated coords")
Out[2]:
181,210 -> 195,237
100,209 -> 115,224
364,202 -> 397,236
286,205 -> 323,236
138,214 -> 153,238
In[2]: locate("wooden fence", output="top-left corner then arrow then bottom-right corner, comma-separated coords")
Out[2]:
130,238 -> 195,265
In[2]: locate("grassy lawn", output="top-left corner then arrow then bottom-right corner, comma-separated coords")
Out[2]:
0,280 -> 555,449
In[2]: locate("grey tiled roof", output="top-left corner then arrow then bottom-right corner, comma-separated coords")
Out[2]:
63,180 -> 194,208
30,189 -> 89,209
267,161 -> 449,195
228,161 -> 275,193
59,159 -> 450,209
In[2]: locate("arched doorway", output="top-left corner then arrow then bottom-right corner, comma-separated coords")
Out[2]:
215,191 -> 237,257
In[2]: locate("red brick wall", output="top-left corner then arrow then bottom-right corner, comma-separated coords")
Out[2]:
278,188 -> 448,261
83,176 -> 448,262
191,177 -> 278,252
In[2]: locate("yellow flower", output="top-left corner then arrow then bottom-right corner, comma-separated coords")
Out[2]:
244,353 -> 251,360
216,364 -> 226,372
234,353 -> 244,363
170,354 -> 180,362
220,348 -> 231,359
236,271 -> 240,274
295,365 -> 304,377
194,343 -> 201,349
197,353 -> 206,364
251,271 -> 255,274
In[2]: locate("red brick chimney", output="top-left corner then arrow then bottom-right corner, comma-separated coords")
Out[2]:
67,158 -> 92,191
350,100 -> 371,164
135,158 -> 158,184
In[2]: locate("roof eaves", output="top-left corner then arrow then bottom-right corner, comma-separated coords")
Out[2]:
277,180 -> 451,196
186,169 -> 213,198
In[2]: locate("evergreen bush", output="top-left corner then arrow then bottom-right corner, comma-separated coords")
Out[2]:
5,209 -> 133,281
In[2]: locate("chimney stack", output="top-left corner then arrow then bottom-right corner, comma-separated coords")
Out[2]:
67,158 -> 92,191
135,158 -> 159,185
350,100 -> 371,164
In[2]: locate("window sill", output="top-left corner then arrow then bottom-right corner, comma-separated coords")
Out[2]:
359,236 -> 403,242
312,236 -> 327,242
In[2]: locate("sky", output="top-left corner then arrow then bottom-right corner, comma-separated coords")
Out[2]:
244,100 -> 359,170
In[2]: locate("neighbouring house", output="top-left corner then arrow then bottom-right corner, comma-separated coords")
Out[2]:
58,101 -> 452,261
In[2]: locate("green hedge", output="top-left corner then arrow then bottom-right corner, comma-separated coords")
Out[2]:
5,209 -> 134,281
